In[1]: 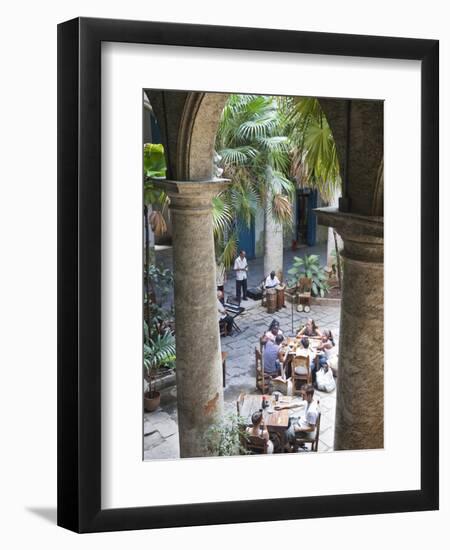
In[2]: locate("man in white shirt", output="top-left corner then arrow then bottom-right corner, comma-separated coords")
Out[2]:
285,384 -> 319,450
264,270 -> 280,289
233,250 -> 248,301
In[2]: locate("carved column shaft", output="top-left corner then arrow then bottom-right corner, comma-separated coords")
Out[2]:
316,208 -> 384,450
153,178 -> 229,457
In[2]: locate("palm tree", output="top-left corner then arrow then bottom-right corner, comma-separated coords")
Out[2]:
284,97 -> 341,202
284,97 -> 343,289
215,95 -> 295,275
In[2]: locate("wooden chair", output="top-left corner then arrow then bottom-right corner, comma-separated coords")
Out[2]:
292,354 -> 312,394
219,319 -> 228,337
255,348 -> 271,393
293,408 -> 321,452
221,351 -> 227,388
245,433 -> 269,454
297,277 -> 312,313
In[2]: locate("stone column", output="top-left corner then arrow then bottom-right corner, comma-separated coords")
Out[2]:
153,178 -> 229,458
264,203 -> 284,279
316,208 -> 384,450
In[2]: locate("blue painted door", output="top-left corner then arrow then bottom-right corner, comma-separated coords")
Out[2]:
237,219 -> 255,259
306,189 -> 318,246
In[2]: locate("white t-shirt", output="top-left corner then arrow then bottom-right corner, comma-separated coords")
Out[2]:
234,256 -> 248,281
217,299 -> 227,321
265,275 -> 280,288
296,399 -> 319,431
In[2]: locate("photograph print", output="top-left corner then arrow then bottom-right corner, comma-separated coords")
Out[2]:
142,90 -> 383,460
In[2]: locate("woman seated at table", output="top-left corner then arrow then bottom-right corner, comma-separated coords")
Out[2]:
297,318 -> 322,338
316,329 -> 337,371
292,337 -> 316,380
246,410 -> 274,454
263,334 -> 285,377
261,320 -> 283,345
316,329 -> 337,367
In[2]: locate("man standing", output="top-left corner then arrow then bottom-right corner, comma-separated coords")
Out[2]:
233,249 -> 248,301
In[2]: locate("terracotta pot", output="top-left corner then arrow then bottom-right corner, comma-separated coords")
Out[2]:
144,391 -> 161,412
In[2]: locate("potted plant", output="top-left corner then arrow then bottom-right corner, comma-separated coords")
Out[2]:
287,254 -> 330,297
144,329 -> 176,412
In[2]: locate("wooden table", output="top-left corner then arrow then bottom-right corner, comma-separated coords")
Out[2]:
280,336 -> 321,359
237,394 -> 305,452
280,337 -> 323,376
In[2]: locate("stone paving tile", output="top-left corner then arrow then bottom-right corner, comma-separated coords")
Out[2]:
144,431 -> 164,450
144,434 -> 180,460
144,301 -> 340,460
152,418 -> 178,439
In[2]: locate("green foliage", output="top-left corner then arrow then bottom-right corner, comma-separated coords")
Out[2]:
147,265 -> 173,302
144,265 -> 175,335
205,413 -> 249,456
144,329 -> 176,395
284,97 -> 341,202
287,254 -> 330,297
144,331 -> 176,373
214,94 -> 296,266
144,143 -> 166,178
143,143 -> 168,206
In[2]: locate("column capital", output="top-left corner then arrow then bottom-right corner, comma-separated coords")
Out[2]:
315,207 -> 384,263
151,177 -> 230,213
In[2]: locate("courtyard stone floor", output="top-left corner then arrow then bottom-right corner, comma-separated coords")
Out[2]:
144,296 -> 340,460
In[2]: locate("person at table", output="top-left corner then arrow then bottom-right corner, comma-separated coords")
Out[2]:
246,410 -> 274,454
261,321 -> 283,345
264,270 -> 280,290
297,318 -> 322,338
217,291 -> 233,335
263,334 -> 285,377
285,384 -> 319,450
298,336 -> 316,365
315,329 -> 337,370
233,250 -> 248,301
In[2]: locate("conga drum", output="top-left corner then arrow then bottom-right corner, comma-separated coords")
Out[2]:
266,288 -> 277,313
276,285 -> 285,310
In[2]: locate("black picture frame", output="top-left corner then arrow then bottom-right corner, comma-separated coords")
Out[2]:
57,17 -> 439,533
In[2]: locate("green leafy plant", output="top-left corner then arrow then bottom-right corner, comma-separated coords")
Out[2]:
144,330 -> 176,397
205,413 -> 249,456
287,254 -> 330,297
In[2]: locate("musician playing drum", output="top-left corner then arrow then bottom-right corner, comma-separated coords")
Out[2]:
265,270 -> 280,290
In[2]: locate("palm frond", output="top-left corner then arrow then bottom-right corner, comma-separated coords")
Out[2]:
212,194 -> 234,237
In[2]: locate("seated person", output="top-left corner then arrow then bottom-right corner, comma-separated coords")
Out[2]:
316,328 -> 337,368
262,334 -> 285,377
285,384 -> 319,450
264,270 -> 280,289
297,318 -> 322,338
246,410 -> 274,454
217,291 -> 233,334
297,336 -> 315,366
261,320 -> 284,345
